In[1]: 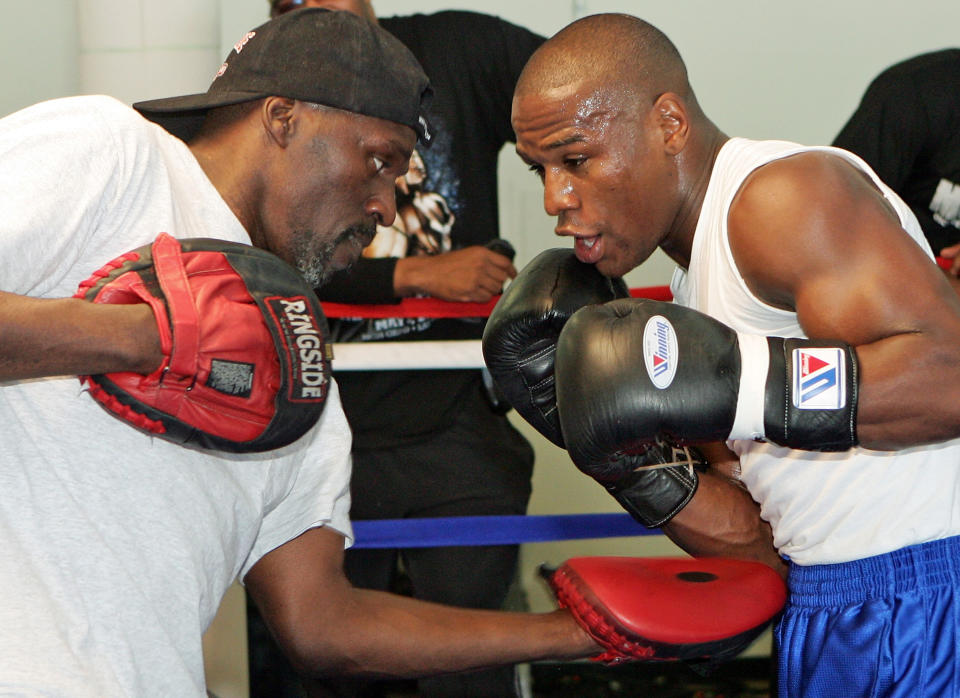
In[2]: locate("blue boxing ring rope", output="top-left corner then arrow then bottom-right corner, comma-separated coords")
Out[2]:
352,513 -> 656,549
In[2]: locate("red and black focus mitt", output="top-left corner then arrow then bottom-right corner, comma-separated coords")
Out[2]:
543,556 -> 786,666
74,233 -> 332,453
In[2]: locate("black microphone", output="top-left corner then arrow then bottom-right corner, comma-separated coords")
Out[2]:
484,238 -> 516,261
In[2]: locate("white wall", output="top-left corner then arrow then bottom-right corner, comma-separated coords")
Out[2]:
3,1 -> 959,695
0,0 -> 79,117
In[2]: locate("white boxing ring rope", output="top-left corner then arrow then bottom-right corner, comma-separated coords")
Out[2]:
330,339 -> 485,370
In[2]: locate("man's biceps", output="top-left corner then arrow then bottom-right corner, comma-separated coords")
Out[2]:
246,528 -> 346,595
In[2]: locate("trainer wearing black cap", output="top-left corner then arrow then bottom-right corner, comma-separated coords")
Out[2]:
131,7 -> 433,288
0,8 -> 597,695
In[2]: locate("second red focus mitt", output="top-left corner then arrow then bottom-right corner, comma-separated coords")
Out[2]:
543,556 -> 786,665
74,233 -> 332,453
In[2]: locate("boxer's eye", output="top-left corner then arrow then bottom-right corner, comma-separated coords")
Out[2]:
527,164 -> 545,180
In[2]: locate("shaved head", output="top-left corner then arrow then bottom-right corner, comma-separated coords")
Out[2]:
516,14 -> 691,110
511,13 -> 725,278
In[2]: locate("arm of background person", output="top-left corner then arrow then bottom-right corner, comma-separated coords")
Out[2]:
0,291 -> 161,382
729,150 -> 960,450
244,525 -> 598,680
313,257 -> 400,304
315,247 -> 518,303
393,247 -> 516,302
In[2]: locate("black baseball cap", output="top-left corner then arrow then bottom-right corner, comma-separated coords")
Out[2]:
133,8 -> 433,146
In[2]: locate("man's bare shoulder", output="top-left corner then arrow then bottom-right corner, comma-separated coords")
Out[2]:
735,150 -> 864,216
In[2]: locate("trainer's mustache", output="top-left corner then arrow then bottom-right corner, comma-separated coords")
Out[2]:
338,222 -> 377,250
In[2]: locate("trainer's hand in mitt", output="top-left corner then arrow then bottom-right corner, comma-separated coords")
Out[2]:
74,233 -> 331,453
542,556 -> 786,665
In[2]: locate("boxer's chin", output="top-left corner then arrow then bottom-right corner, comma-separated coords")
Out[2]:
330,226 -> 373,270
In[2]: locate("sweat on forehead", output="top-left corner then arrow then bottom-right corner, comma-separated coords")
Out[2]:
516,13 -> 688,102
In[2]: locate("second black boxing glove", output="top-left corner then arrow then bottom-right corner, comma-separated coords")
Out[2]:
555,298 -> 859,478
481,248 -> 628,446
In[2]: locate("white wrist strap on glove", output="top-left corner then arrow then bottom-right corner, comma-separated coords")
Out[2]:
730,332 -> 770,442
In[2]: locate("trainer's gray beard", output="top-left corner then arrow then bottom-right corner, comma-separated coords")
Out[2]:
291,223 -> 376,288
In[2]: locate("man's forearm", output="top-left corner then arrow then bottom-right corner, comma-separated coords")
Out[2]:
663,469 -> 787,580
0,292 -> 160,381
291,587 -> 597,680
248,519 -> 597,683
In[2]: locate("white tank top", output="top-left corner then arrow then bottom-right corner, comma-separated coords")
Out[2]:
671,137 -> 960,565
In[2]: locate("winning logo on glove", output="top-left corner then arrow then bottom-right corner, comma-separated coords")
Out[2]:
74,233 -> 332,453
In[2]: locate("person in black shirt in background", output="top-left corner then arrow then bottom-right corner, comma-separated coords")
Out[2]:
833,49 -> 960,277
253,2 -> 545,696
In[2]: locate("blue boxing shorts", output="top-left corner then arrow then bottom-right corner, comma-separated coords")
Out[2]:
776,535 -> 960,697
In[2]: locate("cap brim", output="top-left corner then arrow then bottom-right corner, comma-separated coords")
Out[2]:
133,90 -> 267,141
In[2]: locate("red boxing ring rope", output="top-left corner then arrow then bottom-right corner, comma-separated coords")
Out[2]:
321,285 -> 674,319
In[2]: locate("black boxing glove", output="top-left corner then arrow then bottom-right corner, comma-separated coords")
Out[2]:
555,299 -> 859,481
481,248 -> 628,446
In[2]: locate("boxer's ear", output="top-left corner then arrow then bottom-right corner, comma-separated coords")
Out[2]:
652,93 -> 689,156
